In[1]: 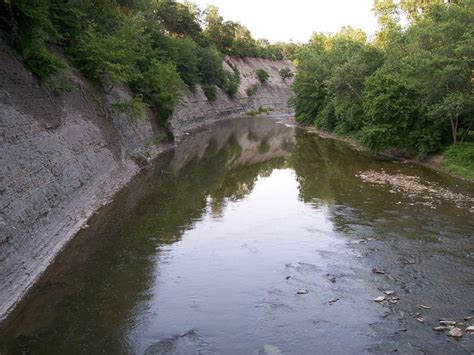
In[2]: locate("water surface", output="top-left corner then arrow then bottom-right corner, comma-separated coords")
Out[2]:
1,117 -> 473,354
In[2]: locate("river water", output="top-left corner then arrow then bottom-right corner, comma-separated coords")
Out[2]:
1,116 -> 473,354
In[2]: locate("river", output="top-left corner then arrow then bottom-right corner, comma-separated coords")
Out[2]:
1,116 -> 473,354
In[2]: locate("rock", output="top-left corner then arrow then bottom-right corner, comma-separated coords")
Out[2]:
384,290 -> 395,296
328,298 -> 339,305
296,289 -> 308,295
374,296 -> 386,302
372,267 -> 385,274
262,344 -> 283,355
433,326 -> 448,332
466,326 -> 474,333
447,327 -> 463,338
416,316 -> 424,323
439,320 -> 456,326
464,316 -> 473,321
285,276 -> 291,280
418,305 -> 432,309
329,276 -> 336,283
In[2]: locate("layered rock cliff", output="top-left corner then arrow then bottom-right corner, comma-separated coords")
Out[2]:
0,43 -> 294,321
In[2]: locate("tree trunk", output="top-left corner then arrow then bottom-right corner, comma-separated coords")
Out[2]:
450,116 -> 458,145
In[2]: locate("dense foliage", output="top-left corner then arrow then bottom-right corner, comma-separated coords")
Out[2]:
292,0 -> 474,158
0,0 -> 296,122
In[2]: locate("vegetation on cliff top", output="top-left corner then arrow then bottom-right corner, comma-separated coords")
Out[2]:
0,0 -> 298,123
291,0 -> 473,172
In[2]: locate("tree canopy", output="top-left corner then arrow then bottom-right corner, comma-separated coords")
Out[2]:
292,0 -> 474,157
0,0 -> 298,122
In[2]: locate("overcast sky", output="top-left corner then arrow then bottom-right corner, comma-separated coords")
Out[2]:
188,0 -> 379,43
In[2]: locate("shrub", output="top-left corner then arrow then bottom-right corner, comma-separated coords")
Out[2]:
136,60 -> 186,122
246,106 -> 273,116
73,17 -> 143,91
112,95 -> 147,122
168,36 -> 201,87
0,0 -> 63,79
279,67 -> 293,80
198,46 -> 226,87
222,63 -> 241,97
443,142 -> 474,179
255,68 -> 269,83
202,83 -> 217,101
245,84 -> 258,97
146,132 -> 167,147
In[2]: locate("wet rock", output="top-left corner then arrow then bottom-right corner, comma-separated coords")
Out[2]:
418,305 -> 431,309
329,276 -> 336,283
374,296 -> 386,302
296,289 -> 308,295
439,320 -> 456,326
328,298 -> 339,305
261,344 -> 283,355
372,267 -> 385,274
144,330 -> 205,354
447,327 -> 463,338
415,313 -> 424,323
285,276 -> 291,280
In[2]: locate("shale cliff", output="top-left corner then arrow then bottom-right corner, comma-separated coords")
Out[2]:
0,43 -> 294,321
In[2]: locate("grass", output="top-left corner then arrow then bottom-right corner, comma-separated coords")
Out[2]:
442,142 -> 474,180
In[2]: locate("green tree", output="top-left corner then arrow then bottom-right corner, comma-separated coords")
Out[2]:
73,15 -> 144,91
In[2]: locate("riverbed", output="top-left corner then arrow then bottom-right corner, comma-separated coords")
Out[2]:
1,116 -> 473,354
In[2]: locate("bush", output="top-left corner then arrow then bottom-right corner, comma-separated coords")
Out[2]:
168,36 -> 201,87
245,84 -> 258,97
202,83 -> 217,101
0,0 -> 63,79
246,106 -> 273,116
443,142 -> 474,179
222,62 -> 241,97
279,67 -> 293,80
146,132 -> 167,147
255,68 -> 269,83
73,16 -> 143,90
198,46 -> 226,87
136,60 -> 186,122
112,95 -> 147,122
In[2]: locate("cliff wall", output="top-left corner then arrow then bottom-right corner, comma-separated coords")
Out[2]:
0,43 -> 293,321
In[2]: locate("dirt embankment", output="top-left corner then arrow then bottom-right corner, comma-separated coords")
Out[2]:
0,43 -> 294,322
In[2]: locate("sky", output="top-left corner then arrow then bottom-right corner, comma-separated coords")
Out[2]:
188,0 -> 379,43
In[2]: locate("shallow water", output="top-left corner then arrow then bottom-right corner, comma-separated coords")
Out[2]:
1,116 -> 473,354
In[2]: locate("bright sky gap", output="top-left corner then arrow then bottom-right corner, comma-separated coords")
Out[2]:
184,0 -> 379,43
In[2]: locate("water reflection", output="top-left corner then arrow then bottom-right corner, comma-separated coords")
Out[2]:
1,117 -> 473,354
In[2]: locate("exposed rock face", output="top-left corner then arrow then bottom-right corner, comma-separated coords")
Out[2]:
171,56 -> 294,139
0,44 -> 164,322
0,43 -> 293,322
